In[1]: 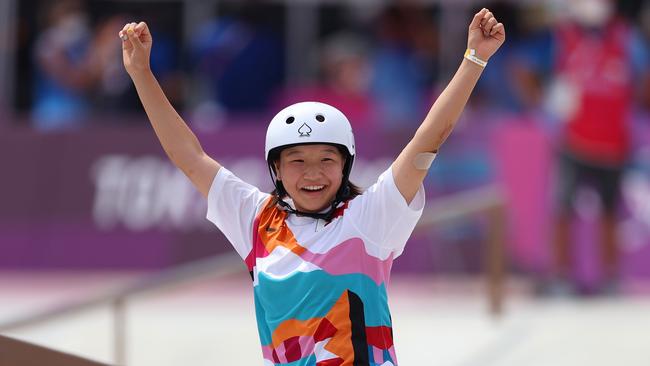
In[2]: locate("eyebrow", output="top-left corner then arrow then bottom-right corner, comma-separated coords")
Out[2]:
284,147 -> 339,156
285,150 -> 302,157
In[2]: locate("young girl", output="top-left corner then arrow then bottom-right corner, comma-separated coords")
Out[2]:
120,8 -> 504,366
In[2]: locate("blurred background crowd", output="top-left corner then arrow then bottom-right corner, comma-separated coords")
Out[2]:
2,0 -> 646,131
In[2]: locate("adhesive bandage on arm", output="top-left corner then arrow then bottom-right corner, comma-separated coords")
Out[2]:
413,152 -> 437,170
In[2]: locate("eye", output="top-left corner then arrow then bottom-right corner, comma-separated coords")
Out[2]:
291,159 -> 304,163
286,116 -> 295,124
315,114 -> 325,122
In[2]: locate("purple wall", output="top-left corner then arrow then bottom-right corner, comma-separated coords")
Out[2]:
1,120 -> 649,279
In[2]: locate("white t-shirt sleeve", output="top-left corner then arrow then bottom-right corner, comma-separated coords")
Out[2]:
347,165 -> 425,257
206,167 -> 270,260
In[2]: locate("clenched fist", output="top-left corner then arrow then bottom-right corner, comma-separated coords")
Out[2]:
467,8 -> 506,62
119,21 -> 152,78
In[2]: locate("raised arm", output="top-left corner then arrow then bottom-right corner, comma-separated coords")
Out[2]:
392,8 -> 505,203
120,22 -> 220,198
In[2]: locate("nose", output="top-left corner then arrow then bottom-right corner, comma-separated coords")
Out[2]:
302,163 -> 323,180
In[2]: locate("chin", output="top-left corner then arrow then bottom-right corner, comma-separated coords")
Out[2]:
299,203 -> 328,213
294,197 -> 333,213
293,192 -> 337,213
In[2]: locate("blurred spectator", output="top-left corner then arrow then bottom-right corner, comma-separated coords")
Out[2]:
273,32 -> 376,129
31,0 -> 118,130
369,4 -> 440,130
516,0 -> 650,295
475,2 -> 546,114
89,14 -> 131,114
190,6 -> 284,120
93,12 -> 184,117
638,2 -> 650,111
143,12 -> 186,112
507,4 -> 555,116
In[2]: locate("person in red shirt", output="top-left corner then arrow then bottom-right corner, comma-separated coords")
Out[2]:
547,0 -> 649,294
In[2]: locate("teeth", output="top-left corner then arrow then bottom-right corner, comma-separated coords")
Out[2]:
302,185 -> 324,191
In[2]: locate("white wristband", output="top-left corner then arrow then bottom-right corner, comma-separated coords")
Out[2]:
464,49 -> 487,67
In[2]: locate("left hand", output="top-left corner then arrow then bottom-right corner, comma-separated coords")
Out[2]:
467,8 -> 506,62
119,21 -> 153,78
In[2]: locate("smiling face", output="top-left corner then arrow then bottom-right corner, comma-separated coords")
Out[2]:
275,144 -> 346,213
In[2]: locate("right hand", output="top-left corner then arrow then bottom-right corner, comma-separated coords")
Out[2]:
119,21 -> 152,77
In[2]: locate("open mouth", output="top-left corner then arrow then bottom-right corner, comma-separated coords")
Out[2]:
301,185 -> 326,192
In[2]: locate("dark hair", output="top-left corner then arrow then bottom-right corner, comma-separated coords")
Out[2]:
268,144 -> 362,207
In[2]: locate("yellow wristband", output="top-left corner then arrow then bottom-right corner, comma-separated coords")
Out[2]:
464,49 -> 487,67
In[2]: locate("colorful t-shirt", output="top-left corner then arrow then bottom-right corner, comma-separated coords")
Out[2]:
207,167 -> 425,365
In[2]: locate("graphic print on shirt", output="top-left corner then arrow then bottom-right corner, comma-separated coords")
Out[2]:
206,167 -> 425,365
246,197 -> 398,366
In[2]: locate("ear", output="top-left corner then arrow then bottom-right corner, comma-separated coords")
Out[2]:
273,161 -> 282,180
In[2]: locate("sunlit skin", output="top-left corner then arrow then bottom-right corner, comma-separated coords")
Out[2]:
275,144 -> 345,213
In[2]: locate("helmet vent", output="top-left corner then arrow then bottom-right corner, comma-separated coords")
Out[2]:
286,116 -> 295,124
315,114 -> 325,122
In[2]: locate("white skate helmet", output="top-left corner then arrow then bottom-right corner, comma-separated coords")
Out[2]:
265,101 -> 355,161
265,101 -> 356,219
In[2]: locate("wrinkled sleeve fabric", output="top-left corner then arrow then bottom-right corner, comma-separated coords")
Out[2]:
346,166 -> 425,258
206,168 -> 270,260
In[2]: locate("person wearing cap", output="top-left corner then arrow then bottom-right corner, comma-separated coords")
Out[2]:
119,8 -> 504,365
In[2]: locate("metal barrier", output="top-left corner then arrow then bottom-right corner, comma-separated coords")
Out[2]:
416,184 -> 507,316
0,184 -> 507,365
0,252 -> 242,365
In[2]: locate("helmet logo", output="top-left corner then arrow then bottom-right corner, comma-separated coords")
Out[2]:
298,123 -> 312,137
